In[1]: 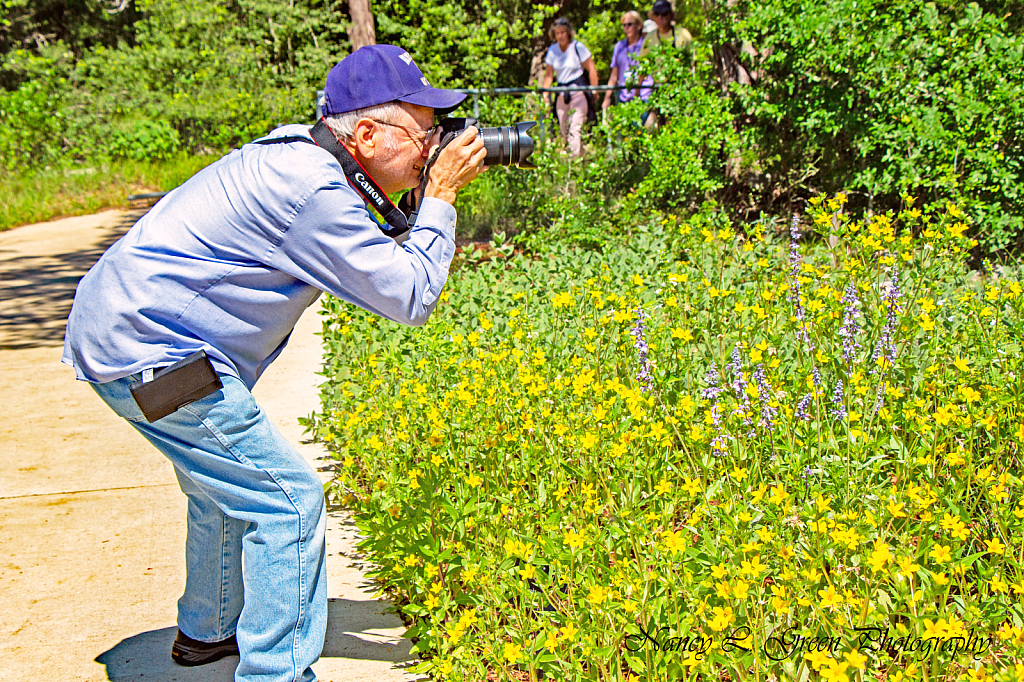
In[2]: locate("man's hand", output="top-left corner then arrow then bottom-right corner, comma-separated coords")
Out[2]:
424,127 -> 487,205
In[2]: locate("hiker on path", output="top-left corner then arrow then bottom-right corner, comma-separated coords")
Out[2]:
542,16 -> 599,157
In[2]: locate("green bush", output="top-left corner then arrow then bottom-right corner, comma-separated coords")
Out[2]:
631,42 -> 737,210
715,0 -> 1024,250
0,75 -> 65,170
109,119 -> 181,161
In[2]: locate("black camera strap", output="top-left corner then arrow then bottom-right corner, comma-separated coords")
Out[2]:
254,119 -> 410,237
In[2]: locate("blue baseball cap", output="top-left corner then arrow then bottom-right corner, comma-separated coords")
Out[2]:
322,44 -> 466,116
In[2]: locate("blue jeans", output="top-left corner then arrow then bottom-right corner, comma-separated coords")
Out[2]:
92,373 -> 326,682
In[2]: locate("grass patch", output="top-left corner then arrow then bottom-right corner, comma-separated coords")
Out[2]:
0,153 -> 221,231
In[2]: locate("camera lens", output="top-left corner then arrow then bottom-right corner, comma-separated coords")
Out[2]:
479,122 -> 537,169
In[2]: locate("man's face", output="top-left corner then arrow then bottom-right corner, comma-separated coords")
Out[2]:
365,103 -> 438,194
653,12 -> 673,31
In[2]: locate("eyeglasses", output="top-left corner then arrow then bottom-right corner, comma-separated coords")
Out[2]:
371,119 -> 437,146
621,21 -> 638,26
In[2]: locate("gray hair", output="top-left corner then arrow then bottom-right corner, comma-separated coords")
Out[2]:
323,101 -> 406,144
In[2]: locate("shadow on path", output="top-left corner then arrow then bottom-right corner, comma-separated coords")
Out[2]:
0,209 -> 145,351
95,599 -> 415,681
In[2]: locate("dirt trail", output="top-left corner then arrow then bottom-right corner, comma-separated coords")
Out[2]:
0,210 -> 419,681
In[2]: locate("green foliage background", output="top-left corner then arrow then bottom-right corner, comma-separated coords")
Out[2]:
2,0 -> 1024,251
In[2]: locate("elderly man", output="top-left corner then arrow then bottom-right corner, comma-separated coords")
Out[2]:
62,45 -> 485,682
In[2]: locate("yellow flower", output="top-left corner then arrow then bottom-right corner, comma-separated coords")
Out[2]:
804,650 -> 832,670
991,575 -> 1008,593
740,555 -> 766,575
587,584 -> 609,605
680,650 -> 703,670
563,529 -> 586,550
930,544 -> 952,563
985,537 -> 1006,554
820,659 -> 849,682
867,541 -> 892,573
819,587 -> 843,609
960,385 -> 981,403
560,622 -> 579,640
886,500 -> 907,518
708,605 -> 734,631
953,357 -> 971,373
769,485 -> 789,506
843,650 -> 867,670
503,641 -> 522,663
671,327 -> 694,341
711,562 -> 728,579
682,477 -> 702,495
964,666 -> 993,682
552,291 -> 574,308
662,529 -> 687,554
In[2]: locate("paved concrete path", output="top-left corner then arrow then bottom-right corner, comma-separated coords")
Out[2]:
0,211 -> 419,681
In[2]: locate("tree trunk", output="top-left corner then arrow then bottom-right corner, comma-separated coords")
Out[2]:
348,0 -> 376,51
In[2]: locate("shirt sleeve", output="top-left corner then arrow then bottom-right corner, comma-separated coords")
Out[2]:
611,41 -> 625,71
268,181 -> 456,327
544,44 -> 556,66
576,41 -> 593,64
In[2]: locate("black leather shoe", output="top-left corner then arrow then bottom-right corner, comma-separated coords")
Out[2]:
171,630 -> 239,666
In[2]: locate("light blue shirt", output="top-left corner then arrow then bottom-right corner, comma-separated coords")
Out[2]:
63,124 -> 457,389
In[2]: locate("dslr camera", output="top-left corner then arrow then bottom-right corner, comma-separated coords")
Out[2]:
433,118 -> 537,169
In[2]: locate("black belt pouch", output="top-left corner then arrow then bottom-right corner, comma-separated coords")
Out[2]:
129,350 -> 223,423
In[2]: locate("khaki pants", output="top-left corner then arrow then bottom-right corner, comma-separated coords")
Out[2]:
555,90 -> 589,157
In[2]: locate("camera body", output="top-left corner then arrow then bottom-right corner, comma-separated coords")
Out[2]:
436,118 -> 537,169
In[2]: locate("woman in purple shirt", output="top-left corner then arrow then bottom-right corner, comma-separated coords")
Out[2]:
601,10 -> 655,113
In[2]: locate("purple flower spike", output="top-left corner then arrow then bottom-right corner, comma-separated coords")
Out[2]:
788,214 -> 814,350
702,362 -> 722,401
838,282 -> 862,367
631,306 -> 654,394
871,268 -> 902,411
753,364 -> 777,433
831,379 -> 847,421
796,393 -> 813,421
727,345 -> 753,426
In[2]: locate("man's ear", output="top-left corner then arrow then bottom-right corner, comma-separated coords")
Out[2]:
351,118 -> 377,159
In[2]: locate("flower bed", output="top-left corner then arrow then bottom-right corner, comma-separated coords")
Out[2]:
306,196 -> 1024,681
